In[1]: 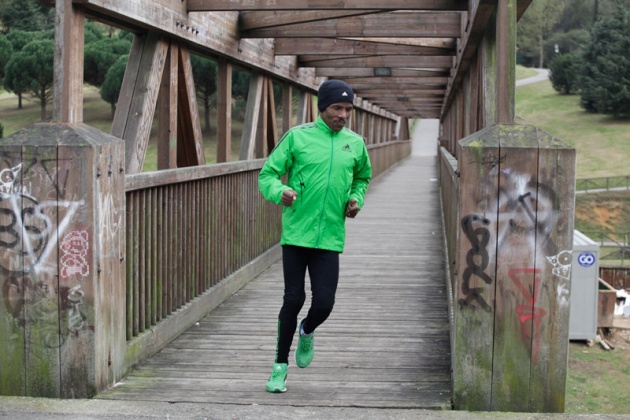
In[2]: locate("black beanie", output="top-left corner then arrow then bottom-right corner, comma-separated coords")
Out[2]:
317,80 -> 354,112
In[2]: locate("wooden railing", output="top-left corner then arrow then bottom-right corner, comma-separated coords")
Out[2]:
122,140 -> 411,342
124,160 -> 281,340
438,147 -> 459,309
367,140 -> 412,176
438,146 -> 458,393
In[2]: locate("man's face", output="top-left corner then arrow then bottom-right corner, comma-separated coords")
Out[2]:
321,102 -> 353,132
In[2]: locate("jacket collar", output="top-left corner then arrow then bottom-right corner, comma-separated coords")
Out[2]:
316,115 -> 339,136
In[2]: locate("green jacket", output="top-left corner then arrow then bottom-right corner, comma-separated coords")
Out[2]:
258,116 -> 372,252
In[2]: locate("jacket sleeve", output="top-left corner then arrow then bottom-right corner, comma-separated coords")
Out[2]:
349,141 -> 372,209
258,132 -> 293,205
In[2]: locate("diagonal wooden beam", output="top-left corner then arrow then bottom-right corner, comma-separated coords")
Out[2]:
241,12 -> 463,38
176,46 -> 206,167
111,32 -> 168,174
157,41 -> 179,170
239,73 -> 264,160
188,0 -> 468,11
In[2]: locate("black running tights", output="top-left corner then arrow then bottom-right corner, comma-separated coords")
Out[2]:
274,245 -> 340,364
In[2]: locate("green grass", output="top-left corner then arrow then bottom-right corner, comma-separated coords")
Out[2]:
515,64 -> 539,80
516,81 -> 630,178
566,344 -> 630,414
515,65 -> 630,415
0,90 -> 49,135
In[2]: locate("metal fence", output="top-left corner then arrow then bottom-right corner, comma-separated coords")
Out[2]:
576,175 -> 630,193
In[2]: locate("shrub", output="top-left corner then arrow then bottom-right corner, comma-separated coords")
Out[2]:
549,53 -> 581,94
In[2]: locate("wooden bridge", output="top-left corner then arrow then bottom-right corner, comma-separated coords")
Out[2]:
97,125 -> 452,408
1,0 -> 577,413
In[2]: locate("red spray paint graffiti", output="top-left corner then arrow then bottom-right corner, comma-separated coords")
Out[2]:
509,268 -> 547,364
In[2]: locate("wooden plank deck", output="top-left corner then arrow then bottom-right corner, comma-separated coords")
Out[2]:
97,154 -> 452,409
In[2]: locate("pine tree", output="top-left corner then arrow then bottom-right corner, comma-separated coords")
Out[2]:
579,6 -> 630,117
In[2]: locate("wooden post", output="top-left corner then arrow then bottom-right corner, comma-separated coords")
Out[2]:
282,83 -> 293,135
216,59 -> 232,163
496,0 -> 516,124
453,124 -> 575,412
239,73 -> 263,161
53,0 -> 84,123
0,124 -> 126,398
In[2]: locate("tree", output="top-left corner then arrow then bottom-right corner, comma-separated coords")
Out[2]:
190,54 -> 217,134
84,37 -> 131,87
3,31 -> 39,108
232,68 -> 250,99
231,68 -> 251,120
4,40 -> 54,119
0,0 -> 47,32
84,21 -> 105,44
0,34 -> 13,84
4,56 -> 30,109
100,55 -> 128,117
556,0 -> 596,32
517,0 -> 566,68
578,7 -> 630,117
5,30 -> 40,52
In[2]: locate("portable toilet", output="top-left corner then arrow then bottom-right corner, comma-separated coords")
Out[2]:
569,230 -> 600,340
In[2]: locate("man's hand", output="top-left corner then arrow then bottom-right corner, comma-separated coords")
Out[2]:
345,198 -> 360,218
281,189 -> 298,206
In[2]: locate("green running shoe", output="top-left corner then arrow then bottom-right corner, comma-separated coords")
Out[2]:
295,319 -> 315,368
266,363 -> 288,393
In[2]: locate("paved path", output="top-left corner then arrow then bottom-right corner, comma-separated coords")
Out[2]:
516,68 -> 550,87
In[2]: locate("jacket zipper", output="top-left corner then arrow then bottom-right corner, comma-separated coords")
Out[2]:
315,133 -> 335,248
